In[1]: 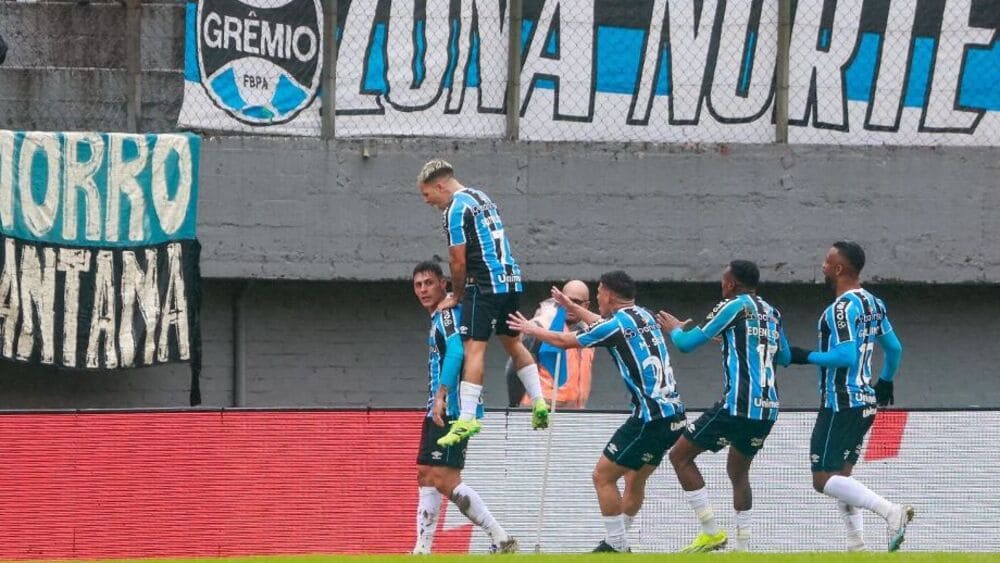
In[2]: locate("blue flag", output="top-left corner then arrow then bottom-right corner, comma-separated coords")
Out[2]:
538,306 -> 568,388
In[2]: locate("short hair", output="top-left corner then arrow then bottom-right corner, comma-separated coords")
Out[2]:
599,270 -> 636,300
412,260 -> 444,279
728,260 -> 760,289
418,159 -> 454,184
833,241 -> 866,273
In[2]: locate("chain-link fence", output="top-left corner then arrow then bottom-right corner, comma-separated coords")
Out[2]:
1,0 -> 997,145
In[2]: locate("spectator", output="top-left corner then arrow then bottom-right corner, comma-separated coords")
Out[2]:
506,280 -> 595,409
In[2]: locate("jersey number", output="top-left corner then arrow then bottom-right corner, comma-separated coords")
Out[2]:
756,343 -> 776,388
642,356 -> 676,398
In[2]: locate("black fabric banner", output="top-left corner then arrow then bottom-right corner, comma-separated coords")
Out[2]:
0,236 -> 203,405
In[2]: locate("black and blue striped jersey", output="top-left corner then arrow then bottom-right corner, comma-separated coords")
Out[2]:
701,295 -> 784,421
427,305 -> 482,419
817,288 -> 894,412
443,188 -> 523,295
576,306 -> 684,422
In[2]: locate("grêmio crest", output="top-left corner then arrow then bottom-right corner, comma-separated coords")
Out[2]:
197,0 -> 322,126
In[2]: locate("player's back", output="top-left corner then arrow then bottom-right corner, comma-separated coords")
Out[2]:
713,294 -> 782,421
443,188 -> 522,294
605,306 -> 683,422
817,288 -> 891,411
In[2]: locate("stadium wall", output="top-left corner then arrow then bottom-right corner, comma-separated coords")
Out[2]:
0,408 -> 995,559
0,281 -> 996,410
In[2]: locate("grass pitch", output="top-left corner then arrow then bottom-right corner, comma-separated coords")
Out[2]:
87,553 -> 1000,563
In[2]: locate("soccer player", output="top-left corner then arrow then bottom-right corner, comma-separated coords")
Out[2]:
418,159 -> 548,447
787,241 -> 911,552
656,260 -> 790,553
411,261 -> 518,554
508,271 -> 687,553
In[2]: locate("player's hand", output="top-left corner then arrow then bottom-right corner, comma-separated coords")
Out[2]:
437,293 -> 460,311
789,346 -> 812,365
873,378 -> 894,406
550,286 -> 572,308
655,310 -> 691,333
432,388 -> 448,426
506,311 -> 534,335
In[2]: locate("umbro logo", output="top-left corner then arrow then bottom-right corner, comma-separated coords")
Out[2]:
750,437 -> 764,448
811,454 -> 820,463
717,437 -> 730,447
607,443 -> 618,454
642,453 -> 653,463
431,451 -> 443,460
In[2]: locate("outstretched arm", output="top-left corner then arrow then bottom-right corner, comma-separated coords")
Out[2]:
550,286 -> 601,325
788,341 -> 858,368
507,311 -> 582,349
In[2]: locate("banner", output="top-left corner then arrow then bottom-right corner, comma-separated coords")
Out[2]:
179,0 -> 325,136
0,131 -> 203,405
334,0 -> 1000,145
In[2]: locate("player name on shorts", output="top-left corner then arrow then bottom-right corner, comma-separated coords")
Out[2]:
753,397 -> 779,409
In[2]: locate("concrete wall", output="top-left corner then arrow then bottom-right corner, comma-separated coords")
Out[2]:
1,280 -> 996,410
196,138 -> 1000,284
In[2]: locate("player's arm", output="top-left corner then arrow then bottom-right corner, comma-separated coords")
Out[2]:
872,308 -> 902,405
433,311 -> 464,425
774,325 -> 792,367
507,311 -> 582,349
660,300 -> 741,353
550,286 -> 601,325
788,300 -> 859,367
446,244 -> 467,303
438,203 -> 468,310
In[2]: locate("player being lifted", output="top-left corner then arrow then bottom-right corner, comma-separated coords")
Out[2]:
508,271 -> 687,553
657,260 -> 790,552
410,261 -> 518,554
787,241 -> 911,552
418,160 -> 549,447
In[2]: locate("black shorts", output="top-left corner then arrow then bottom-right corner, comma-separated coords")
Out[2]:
416,416 -> 468,469
810,406 -> 877,472
684,402 -> 776,458
460,285 -> 520,341
604,414 -> 687,470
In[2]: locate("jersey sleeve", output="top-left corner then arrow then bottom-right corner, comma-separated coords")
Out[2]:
829,297 -> 859,345
575,317 -> 621,348
444,200 -> 467,246
438,308 -> 460,338
876,298 -> 894,336
701,299 -> 743,338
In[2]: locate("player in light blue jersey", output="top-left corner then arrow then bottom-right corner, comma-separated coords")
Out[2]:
787,242 -> 912,552
418,160 -> 548,447
410,261 -> 517,554
508,271 -> 687,553
657,260 -> 790,553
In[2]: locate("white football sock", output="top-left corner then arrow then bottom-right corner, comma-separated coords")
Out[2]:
450,483 -> 508,544
623,513 -> 635,531
683,487 -> 719,535
413,486 -> 442,554
823,476 -> 892,519
734,510 -> 751,551
458,381 -> 482,421
602,515 -> 628,551
517,364 -> 543,402
837,500 -> 865,550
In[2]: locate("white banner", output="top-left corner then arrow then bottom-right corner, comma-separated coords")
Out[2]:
454,410 -> 1000,553
178,0 -> 324,136
333,0 -> 1000,145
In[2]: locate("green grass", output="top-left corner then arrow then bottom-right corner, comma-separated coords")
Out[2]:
82,553 -> 1000,563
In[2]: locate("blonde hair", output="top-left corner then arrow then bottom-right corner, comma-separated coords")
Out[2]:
417,159 -> 454,184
